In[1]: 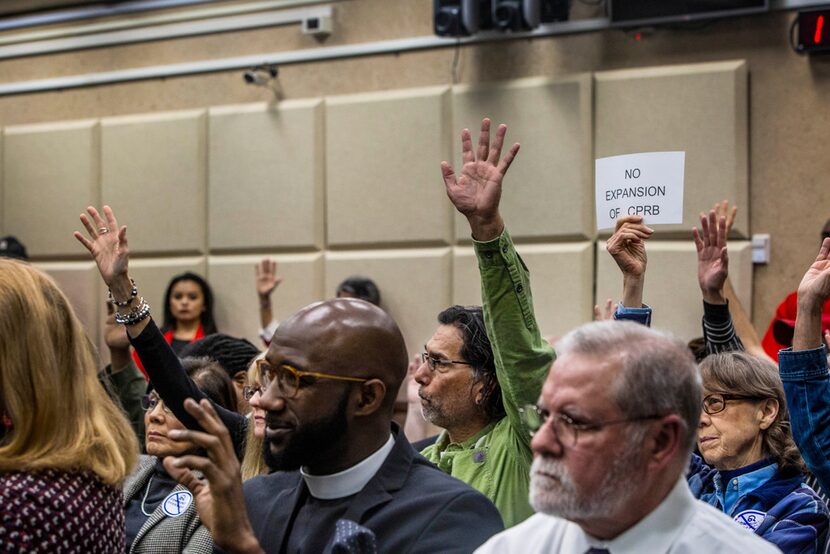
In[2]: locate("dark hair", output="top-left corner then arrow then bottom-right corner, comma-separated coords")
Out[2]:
437,305 -> 505,422
179,334 -> 260,380
161,272 -> 217,335
687,336 -> 707,362
182,356 -> 238,413
0,236 -> 28,261
336,276 -> 381,306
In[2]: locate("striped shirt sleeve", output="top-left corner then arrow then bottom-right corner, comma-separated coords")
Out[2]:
702,300 -> 745,355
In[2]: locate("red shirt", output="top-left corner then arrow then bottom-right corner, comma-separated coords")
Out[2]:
131,324 -> 205,379
762,291 -> 830,362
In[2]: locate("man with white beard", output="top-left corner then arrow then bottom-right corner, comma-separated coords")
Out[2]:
475,321 -> 780,553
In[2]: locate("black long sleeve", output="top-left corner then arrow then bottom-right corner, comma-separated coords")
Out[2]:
129,318 -> 247,459
702,300 -> 745,356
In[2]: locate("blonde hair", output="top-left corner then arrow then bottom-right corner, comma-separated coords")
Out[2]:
0,259 -> 138,485
241,353 -> 269,480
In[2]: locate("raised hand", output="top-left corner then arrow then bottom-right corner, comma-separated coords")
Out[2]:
693,209 -> 729,304
441,118 -> 520,241
793,238 -> 830,351
104,303 -> 130,351
606,215 -> 652,309
712,199 -> 738,235
593,298 -> 614,321
255,258 -> 283,298
164,399 -> 262,554
606,215 -> 653,279
73,206 -> 129,289
797,238 -> 830,305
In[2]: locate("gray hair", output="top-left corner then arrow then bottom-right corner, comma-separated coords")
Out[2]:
556,320 -> 702,456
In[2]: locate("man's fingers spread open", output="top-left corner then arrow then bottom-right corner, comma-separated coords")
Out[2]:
461,129 -> 474,164
477,118 -> 491,161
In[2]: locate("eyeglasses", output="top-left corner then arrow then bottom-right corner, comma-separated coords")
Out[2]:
420,350 -> 473,374
702,393 -> 763,415
141,393 -> 172,414
242,385 -> 262,401
519,404 -> 664,447
256,359 -> 369,399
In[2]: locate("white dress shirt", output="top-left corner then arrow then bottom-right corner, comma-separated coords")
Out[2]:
475,478 -> 782,553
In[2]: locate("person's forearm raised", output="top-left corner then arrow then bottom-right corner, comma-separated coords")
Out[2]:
793,237 -> 830,351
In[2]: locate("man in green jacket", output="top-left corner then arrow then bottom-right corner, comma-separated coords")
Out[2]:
414,118 -> 555,527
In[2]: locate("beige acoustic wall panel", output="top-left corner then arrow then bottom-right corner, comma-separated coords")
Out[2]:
3,121 -> 99,257
326,87 -> 453,247
101,110 -> 206,255
208,100 -> 324,251
207,253 -> 324,347
0,131 -> 4,234
127,257 -> 207,331
325,248 -> 452,358
453,76 -> 593,241
594,61 -> 748,238
453,242 -> 594,341
33,261 -> 101,350
595,241 -> 752,341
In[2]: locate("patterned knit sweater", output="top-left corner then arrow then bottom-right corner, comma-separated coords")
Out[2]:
0,469 -> 125,553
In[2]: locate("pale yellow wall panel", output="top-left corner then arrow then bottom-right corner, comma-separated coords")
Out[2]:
325,87 -> 453,247
3,121 -> 99,257
101,111 -> 206,254
595,241 -> 752,341
325,248 -> 452,358
127,257 -> 207,331
453,76 -> 593,241
595,61 -> 748,238
207,253 -> 324,348
208,100 -> 324,251
453,242 -> 594,341
33,261 -> 101,351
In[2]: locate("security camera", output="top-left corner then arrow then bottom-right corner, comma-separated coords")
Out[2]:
302,15 -> 332,37
243,65 -> 279,86
493,0 -> 541,31
434,0 -> 490,37
242,65 -> 282,98
243,71 -> 267,85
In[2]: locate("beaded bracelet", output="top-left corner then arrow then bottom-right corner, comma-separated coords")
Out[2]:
114,298 -> 151,325
108,279 -> 138,307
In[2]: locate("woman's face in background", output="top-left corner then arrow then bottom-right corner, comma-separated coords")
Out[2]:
169,280 -> 205,325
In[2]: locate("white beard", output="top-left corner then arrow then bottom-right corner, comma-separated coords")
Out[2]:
529,443 -> 644,520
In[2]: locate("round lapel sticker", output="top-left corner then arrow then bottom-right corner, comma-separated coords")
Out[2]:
162,490 -> 193,518
734,510 -> 766,531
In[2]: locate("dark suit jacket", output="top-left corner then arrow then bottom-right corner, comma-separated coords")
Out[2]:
240,428 -> 504,554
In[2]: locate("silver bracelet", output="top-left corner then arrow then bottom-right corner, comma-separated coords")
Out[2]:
108,279 -> 138,307
114,297 -> 151,325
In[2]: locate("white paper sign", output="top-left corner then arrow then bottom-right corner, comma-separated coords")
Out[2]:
595,151 -> 685,231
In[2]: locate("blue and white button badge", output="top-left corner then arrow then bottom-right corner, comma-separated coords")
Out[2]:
734,510 -> 766,531
162,490 -> 193,518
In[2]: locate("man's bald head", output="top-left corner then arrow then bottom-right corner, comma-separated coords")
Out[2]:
274,298 -> 409,411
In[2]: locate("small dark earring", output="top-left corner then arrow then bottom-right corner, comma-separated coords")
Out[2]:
2,412 -> 12,429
